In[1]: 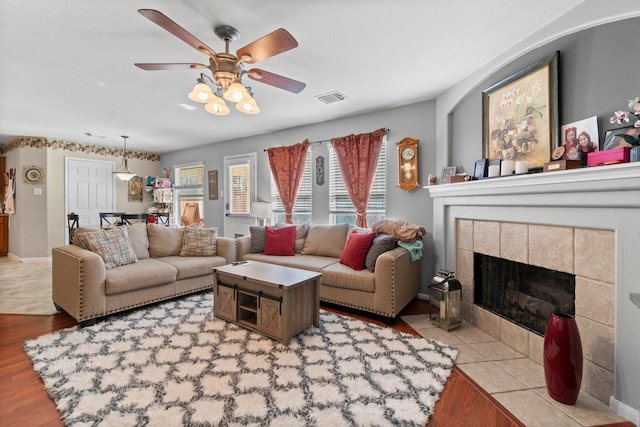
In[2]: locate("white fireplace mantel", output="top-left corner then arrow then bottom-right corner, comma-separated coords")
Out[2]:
426,162 -> 640,418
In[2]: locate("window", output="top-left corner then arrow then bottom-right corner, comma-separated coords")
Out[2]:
174,163 -> 204,226
328,140 -> 386,226
225,154 -> 256,216
270,150 -> 312,224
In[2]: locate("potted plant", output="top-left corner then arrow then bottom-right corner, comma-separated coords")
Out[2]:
610,97 -> 640,161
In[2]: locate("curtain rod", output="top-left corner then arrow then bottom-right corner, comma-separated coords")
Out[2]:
263,128 -> 390,151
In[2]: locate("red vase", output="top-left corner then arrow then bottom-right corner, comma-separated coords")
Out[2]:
543,312 -> 583,405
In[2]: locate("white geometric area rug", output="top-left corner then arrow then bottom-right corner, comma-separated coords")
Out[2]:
24,292 -> 458,427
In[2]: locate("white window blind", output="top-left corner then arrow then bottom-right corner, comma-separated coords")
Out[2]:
174,164 -> 204,201
270,150 -> 312,216
329,140 -> 386,215
227,163 -> 251,215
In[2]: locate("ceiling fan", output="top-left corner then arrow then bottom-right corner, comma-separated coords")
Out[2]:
134,9 -> 306,114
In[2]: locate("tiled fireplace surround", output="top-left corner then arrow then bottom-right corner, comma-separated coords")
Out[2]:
455,218 -> 614,403
428,163 -> 640,418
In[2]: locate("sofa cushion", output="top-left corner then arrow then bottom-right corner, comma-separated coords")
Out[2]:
82,227 -> 138,270
264,225 -> 296,256
365,234 -> 397,272
105,258 -> 177,295
320,262 -> 375,293
301,223 -> 349,258
180,227 -> 218,256
249,226 -> 266,253
159,255 -> 226,280
295,223 -> 310,253
147,224 -> 184,257
125,222 -> 150,260
339,230 -> 376,271
73,227 -> 102,250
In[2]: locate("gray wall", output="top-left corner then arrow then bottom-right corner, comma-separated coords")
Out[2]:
450,16 -> 640,175
161,101 -> 438,294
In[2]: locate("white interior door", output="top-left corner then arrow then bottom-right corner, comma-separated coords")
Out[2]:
66,158 -> 114,235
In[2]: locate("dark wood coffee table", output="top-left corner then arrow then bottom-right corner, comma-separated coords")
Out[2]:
212,261 -> 321,345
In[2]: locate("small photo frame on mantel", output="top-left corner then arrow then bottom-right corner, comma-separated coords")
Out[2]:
440,166 -> 456,184
473,159 -> 487,179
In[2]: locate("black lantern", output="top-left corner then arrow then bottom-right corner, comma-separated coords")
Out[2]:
429,270 -> 462,331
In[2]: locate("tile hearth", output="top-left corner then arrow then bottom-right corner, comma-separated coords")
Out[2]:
401,314 -> 628,427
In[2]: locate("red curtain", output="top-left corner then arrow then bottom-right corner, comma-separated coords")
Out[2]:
267,140 -> 309,224
330,128 -> 385,228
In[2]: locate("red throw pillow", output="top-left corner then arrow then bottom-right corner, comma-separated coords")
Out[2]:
263,225 -> 296,256
339,231 -> 376,270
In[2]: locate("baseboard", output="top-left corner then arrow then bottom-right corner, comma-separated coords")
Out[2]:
417,293 -> 430,301
610,396 -> 639,425
8,254 -> 52,263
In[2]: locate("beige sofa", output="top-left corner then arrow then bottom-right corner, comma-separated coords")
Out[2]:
52,223 -> 236,324
236,223 -> 421,321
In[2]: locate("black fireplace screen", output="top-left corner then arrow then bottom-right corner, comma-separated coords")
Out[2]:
474,253 -> 576,336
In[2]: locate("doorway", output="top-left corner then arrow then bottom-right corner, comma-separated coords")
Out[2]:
65,158 -> 115,240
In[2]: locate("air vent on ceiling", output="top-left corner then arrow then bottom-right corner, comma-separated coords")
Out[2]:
315,91 -> 347,104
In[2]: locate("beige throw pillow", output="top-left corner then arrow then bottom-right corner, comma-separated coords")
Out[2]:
301,223 -> 349,258
147,224 -> 184,257
180,227 -> 218,256
82,227 -> 138,269
295,223 -> 310,253
124,222 -> 150,259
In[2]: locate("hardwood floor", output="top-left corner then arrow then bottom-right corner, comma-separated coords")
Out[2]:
0,298 -> 633,426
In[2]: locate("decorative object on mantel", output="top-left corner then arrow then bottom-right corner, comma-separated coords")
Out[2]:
543,312 -> 583,405
396,137 -> 420,191
604,97 -> 640,162
473,159 -> 487,179
587,146 -> 631,167
439,166 -> 456,184
483,51 -> 559,172
543,159 -> 583,172
559,116 -> 599,164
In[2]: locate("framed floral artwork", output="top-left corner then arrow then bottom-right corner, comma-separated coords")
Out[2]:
482,51 -> 559,171
128,176 -> 143,202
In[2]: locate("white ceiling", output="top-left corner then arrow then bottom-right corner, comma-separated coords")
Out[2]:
0,0 -> 584,153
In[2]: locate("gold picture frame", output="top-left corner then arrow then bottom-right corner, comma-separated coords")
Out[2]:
482,51 -> 559,171
128,176 -> 143,202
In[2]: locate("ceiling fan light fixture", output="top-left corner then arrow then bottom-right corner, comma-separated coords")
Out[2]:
236,97 -> 260,114
205,96 -> 230,115
223,81 -> 250,103
188,82 -> 215,103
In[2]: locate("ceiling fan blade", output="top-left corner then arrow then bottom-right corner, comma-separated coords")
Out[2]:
138,9 -> 217,57
246,69 -> 306,93
135,63 -> 207,71
237,28 -> 298,64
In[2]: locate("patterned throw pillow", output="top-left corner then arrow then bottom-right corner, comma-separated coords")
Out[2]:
249,226 -> 266,253
365,234 -> 397,272
82,227 -> 138,269
180,227 -> 218,256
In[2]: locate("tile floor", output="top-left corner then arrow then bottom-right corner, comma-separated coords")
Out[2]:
401,314 -> 629,427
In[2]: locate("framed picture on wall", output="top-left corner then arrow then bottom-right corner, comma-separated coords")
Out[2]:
128,176 -> 143,202
482,51 -> 559,171
602,125 -> 638,151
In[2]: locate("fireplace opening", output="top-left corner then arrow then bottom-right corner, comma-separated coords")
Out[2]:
474,253 -> 576,336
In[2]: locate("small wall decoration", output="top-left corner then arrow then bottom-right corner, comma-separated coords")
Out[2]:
315,156 -> 325,185
23,165 -> 45,184
128,176 -> 143,202
396,137 -> 420,191
602,125 -> 638,151
208,170 -> 218,200
483,51 -> 559,171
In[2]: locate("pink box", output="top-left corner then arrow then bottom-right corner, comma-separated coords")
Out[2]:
587,147 -> 631,167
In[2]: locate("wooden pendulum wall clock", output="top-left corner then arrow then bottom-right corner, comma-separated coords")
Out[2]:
396,137 -> 420,191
